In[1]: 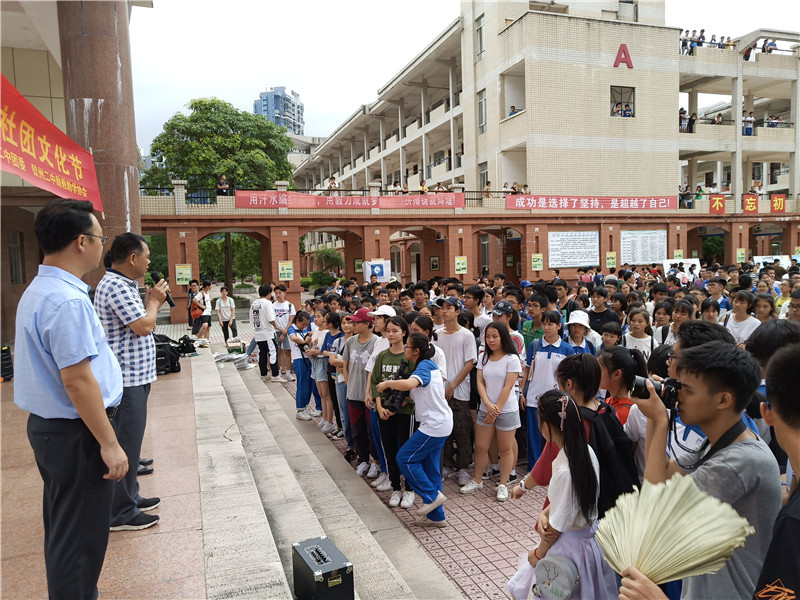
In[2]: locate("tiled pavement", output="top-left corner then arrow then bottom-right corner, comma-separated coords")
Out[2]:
283,381 -> 546,600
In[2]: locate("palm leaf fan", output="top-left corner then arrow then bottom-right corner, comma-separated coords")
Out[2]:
596,474 -> 754,584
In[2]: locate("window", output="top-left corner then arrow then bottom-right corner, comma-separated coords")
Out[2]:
8,230 -> 24,284
478,162 -> 489,189
610,86 -> 635,117
477,89 -> 487,134
475,14 -> 485,61
480,234 -> 490,271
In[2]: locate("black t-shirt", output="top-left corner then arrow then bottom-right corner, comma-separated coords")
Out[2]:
558,298 -> 579,321
589,307 -> 620,334
753,485 -> 800,599
217,179 -> 229,196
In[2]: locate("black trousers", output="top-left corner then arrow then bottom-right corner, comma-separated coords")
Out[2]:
28,412 -> 116,600
256,339 -> 279,377
221,319 -> 238,342
110,384 -> 150,526
378,412 -> 414,491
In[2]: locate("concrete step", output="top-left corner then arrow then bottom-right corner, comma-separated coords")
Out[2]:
233,366 -> 462,600
189,349 -> 293,599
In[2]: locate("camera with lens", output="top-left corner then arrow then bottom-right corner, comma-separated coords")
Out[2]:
630,376 -> 681,410
381,360 -> 412,414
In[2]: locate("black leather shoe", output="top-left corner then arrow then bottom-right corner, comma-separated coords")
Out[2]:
139,457 -> 154,466
138,464 -> 154,475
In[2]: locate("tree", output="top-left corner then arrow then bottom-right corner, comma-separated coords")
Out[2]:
140,97 -> 295,192
144,235 -> 168,277
313,246 -> 345,271
199,235 -> 225,280
702,236 -> 726,263
232,234 -> 262,277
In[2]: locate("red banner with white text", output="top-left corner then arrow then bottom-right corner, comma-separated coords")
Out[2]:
235,190 -> 464,209
1,74 -> 102,210
505,195 -> 677,210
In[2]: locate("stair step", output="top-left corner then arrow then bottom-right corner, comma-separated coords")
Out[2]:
236,368 -> 462,600
190,350 -> 292,599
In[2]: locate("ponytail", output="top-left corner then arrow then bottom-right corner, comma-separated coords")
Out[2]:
538,390 -> 596,522
599,345 -> 647,390
407,332 -> 435,361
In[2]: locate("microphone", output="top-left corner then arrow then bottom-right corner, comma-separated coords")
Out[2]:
150,272 -> 175,307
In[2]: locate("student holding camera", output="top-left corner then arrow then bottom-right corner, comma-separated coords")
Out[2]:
377,333 -> 453,527
372,316 -> 416,509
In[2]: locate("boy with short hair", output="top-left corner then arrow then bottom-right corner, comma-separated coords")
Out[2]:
273,284 -> 296,381
636,341 -> 781,599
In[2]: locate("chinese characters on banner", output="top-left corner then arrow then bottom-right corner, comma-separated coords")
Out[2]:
709,194 -> 725,214
742,194 -> 759,214
235,190 -> 465,209
770,194 -> 786,214
1,74 -> 102,210
505,195 -> 678,210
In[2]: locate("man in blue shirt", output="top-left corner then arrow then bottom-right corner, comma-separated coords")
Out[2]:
95,233 -> 169,531
14,199 -> 128,600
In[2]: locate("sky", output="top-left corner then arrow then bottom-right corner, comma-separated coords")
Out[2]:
130,0 -> 800,153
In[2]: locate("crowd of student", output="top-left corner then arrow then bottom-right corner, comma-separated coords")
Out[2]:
247,259 -> 799,598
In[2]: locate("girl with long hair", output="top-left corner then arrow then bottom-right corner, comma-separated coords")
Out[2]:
524,389 -> 617,598
597,345 -> 648,425
460,323 -> 521,501
622,307 -> 654,360
288,311 -> 318,420
377,333 -> 453,527
307,308 -> 337,434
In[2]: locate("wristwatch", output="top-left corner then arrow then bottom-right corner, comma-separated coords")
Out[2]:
518,477 -> 528,491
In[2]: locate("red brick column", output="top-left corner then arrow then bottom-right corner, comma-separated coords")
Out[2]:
166,227 -> 199,323
270,226 -> 302,309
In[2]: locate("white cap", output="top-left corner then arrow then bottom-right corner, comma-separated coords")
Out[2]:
566,310 -> 590,329
367,305 -> 396,318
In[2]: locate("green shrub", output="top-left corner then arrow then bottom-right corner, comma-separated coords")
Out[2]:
234,283 -> 254,289
300,277 -> 312,290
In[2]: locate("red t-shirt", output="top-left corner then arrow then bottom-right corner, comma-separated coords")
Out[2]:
607,396 -> 634,425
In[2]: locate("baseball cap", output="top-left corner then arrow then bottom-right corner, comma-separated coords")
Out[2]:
349,308 -> 374,323
368,305 -> 396,318
566,310 -> 590,329
492,300 -> 515,316
435,297 -> 461,309
519,280 -> 532,288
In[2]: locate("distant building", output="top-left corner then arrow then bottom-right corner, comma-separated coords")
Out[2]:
253,86 -> 304,135
287,134 -> 326,169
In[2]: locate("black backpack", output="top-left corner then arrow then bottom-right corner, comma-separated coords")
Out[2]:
176,335 -> 197,356
153,334 -> 182,374
580,402 -> 639,518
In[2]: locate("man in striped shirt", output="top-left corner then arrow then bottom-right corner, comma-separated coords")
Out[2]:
94,233 -> 169,531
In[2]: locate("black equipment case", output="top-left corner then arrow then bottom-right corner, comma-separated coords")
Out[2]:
292,536 -> 353,600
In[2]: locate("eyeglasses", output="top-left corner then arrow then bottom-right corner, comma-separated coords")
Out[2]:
77,233 -> 108,244
789,303 -> 800,310
666,351 -> 680,363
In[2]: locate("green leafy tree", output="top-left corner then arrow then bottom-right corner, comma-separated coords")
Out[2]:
140,97 -> 295,192
199,235 -> 225,280
232,234 -> 262,278
144,235 -> 168,277
702,236 -> 726,264
313,246 -> 345,271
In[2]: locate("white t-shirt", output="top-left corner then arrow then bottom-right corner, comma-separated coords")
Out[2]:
623,333 -> 654,360
435,326 -> 478,401
474,314 -> 493,338
722,314 -> 761,345
272,300 -> 295,331
365,336 -> 390,374
250,298 -> 276,340
548,446 -> 600,532
215,296 -> 235,321
195,291 -> 211,316
476,353 -> 522,414
288,324 -> 307,361
431,345 -> 448,381
410,359 -> 454,438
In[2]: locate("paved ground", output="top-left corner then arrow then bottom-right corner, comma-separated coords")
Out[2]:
1,319 -> 546,599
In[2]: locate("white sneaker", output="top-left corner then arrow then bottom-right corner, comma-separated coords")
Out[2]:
459,480 -> 483,494
316,419 -> 326,430
296,410 -> 311,421
388,490 -> 402,508
371,472 -> 389,488
496,483 -> 509,502
457,469 -> 472,486
322,422 -> 337,434
286,372 -> 296,382
400,491 -> 416,509
305,406 -> 321,417
376,477 -> 393,492
442,466 -> 456,480
367,462 -> 381,479
261,374 -> 272,382
416,491 -> 447,516
271,375 -> 288,383
356,462 -> 370,476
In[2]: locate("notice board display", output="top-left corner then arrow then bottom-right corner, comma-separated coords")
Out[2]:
621,230 -> 667,265
547,231 -> 599,268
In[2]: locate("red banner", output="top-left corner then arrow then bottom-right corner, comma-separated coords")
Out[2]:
742,194 -> 759,214
709,194 -> 725,214
235,190 -> 464,209
505,195 -> 677,210
770,194 -> 786,214
1,75 -> 102,210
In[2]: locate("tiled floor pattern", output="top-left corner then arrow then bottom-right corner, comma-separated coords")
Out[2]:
282,380 -> 546,600
1,362 -> 205,599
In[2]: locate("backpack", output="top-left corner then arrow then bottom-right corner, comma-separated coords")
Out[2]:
655,325 -> 670,345
176,335 -> 197,356
580,402 -> 639,518
153,333 -> 182,374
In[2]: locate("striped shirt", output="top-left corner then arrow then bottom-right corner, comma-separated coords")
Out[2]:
94,269 -> 156,387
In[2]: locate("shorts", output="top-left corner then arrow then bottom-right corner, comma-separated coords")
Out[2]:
280,335 -> 291,350
476,408 -> 521,431
311,357 -> 328,381
192,314 -> 211,334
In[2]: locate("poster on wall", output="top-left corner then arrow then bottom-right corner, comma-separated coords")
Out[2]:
606,252 -> 617,269
547,231 -> 599,268
736,248 -> 747,263
454,256 -> 468,274
175,264 -> 192,286
531,254 -> 544,271
278,261 -> 294,281
362,260 -> 391,282
753,255 -> 792,269
620,230 -> 667,265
